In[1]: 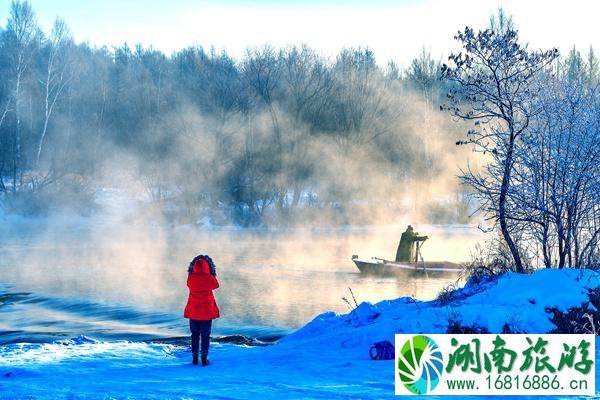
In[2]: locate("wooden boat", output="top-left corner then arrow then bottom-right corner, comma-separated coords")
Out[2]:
352,255 -> 463,275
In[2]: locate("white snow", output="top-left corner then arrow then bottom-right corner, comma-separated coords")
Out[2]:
0,269 -> 598,399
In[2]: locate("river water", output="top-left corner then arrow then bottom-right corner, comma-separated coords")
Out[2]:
0,218 -> 484,344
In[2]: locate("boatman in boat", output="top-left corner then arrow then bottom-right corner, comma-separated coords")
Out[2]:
395,225 -> 428,262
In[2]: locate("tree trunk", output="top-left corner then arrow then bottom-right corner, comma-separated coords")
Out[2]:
13,73 -> 22,194
541,220 -> 552,268
36,116 -> 50,166
498,137 -> 524,272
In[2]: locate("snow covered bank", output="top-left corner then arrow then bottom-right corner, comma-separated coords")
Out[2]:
289,268 -> 600,349
0,269 -> 598,399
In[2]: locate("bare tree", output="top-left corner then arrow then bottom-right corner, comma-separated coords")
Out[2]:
512,62 -> 600,268
331,47 -> 397,148
241,46 -> 285,210
279,45 -> 332,209
406,47 -> 441,175
242,45 -> 283,148
406,47 -> 440,109
441,25 -> 558,272
3,0 -> 39,192
36,18 -> 73,167
0,97 -> 11,129
0,97 -> 12,193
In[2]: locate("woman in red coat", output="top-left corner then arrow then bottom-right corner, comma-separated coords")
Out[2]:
184,255 -> 220,366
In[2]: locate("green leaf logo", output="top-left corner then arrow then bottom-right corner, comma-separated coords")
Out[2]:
397,335 -> 444,394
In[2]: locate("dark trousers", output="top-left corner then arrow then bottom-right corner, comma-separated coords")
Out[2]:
190,319 -> 212,357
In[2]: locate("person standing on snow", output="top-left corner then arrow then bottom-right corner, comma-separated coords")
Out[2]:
184,255 -> 220,366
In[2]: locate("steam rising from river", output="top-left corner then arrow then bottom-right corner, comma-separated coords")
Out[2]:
0,87 -> 485,336
0,200 -> 484,335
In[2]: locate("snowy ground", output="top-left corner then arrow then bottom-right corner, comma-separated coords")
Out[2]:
0,269 -> 598,399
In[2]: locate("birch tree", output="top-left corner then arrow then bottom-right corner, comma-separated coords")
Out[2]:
36,18 -> 73,167
3,0 -> 39,191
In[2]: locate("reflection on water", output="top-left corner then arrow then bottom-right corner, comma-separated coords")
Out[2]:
0,223 -> 484,344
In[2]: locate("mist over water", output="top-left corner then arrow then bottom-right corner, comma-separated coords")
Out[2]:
0,0 -> 492,349
0,213 -> 484,345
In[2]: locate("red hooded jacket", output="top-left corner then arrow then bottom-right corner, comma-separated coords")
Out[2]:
184,258 -> 220,320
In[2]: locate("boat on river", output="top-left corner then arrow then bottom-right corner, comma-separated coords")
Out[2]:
352,255 -> 463,276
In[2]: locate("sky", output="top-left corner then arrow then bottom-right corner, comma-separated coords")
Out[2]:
0,0 -> 598,67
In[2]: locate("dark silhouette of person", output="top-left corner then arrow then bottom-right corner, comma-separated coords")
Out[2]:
395,225 -> 428,262
184,255 -> 219,366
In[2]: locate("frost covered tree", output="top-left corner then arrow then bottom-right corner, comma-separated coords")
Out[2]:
406,47 -> 440,109
279,45 -> 332,210
0,1 -> 466,224
2,0 -> 40,191
586,47 -> 599,84
36,18 -> 73,167
513,61 -> 600,268
441,24 -> 558,272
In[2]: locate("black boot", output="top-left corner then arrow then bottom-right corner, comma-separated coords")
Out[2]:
192,354 -> 199,365
201,356 -> 209,366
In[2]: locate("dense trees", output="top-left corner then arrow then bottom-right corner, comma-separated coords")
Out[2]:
515,59 -> 600,268
0,2 -> 597,267
443,11 -> 600,270
0,1 -> 465,225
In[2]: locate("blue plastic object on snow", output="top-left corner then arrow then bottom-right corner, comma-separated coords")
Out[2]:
369,340 -> 395,360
